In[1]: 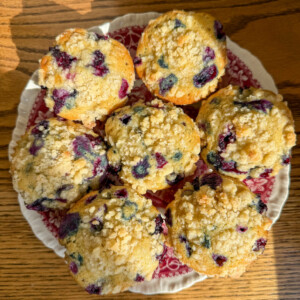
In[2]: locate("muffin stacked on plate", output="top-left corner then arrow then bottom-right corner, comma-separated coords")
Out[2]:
196,85 -> 296,180
39,28 -> 135,128
165,172 -> 272,277
59,186 -> 165,294
11,118 -> 108,210
135,10 -> 227,104
105,99 -> 201,194
10,10 -> 296,295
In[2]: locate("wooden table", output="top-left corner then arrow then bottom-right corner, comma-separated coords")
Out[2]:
1,0 -> 300,299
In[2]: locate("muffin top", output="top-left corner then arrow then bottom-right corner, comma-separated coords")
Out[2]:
39,28 -> 135,128
196,85 -> 296,180
105,99 -> 201,194
135,10 -> 227,105
165,172 -> 272,277
59,186 -> 165,295
11,118 -> 107,210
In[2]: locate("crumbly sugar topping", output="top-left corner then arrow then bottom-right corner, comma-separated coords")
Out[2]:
105,99 -> 201,194
136,11 -> 227,104
196,85 -> 296,179
11,118 -> 107,210
166,173 -> 272,277
59,186 -> 165,294
39,28 -> 134,128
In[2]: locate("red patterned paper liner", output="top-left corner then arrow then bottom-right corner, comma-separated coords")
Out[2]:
26,25 -> 274,280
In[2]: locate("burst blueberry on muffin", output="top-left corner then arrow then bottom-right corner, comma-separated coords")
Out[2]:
59,186 -> 165,295
196,85 -> 296,180
105,99 -> 201,194
39,28 -> 135,128
165,172 -> 272,277
135,10 -> 227,105
11,118 -> 108,210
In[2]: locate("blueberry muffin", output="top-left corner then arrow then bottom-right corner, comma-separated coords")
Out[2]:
105,99 -> 201,194
11,118 -> 108,210
58,186 -> 165,295
165,172 -> 272,277
196,85 -> 296,180
39,28 -> 135,128
135,10 -> 227,105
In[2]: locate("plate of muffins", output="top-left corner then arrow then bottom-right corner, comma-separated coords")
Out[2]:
9,10 -> 296,295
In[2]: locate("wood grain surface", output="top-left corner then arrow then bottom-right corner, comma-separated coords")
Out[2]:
1,0 -> 300,299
